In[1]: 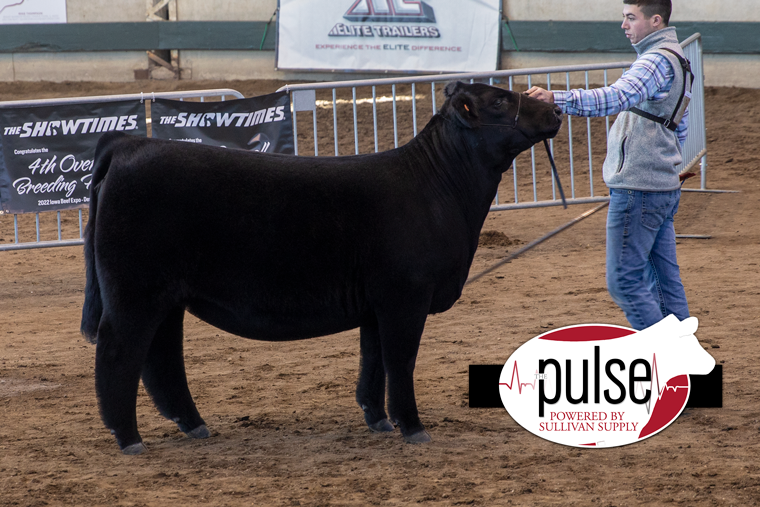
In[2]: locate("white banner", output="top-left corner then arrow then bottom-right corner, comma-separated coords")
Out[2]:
0,0 -> 67,24
277,0 -> 501,73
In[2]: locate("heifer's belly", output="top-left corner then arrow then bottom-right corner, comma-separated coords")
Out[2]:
186,296 -> 364,342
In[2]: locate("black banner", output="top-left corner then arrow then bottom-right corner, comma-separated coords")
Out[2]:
0,100 -> 147,214
150,92 -> 294,154
468,364 -> 723,408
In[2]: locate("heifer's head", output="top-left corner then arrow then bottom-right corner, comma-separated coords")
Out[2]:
440,81 -> 563,159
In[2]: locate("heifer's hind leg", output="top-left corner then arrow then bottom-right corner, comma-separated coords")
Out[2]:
141,307 -> 209,439
356,321 -> 394,433
95,314 -> 154,455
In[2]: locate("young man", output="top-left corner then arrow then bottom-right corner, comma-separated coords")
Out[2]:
526,0 -> 691,330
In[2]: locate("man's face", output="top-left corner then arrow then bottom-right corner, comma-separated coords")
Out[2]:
621,4 -> 661,44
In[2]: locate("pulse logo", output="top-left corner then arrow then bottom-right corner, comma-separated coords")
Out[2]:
499,315 -> 716,448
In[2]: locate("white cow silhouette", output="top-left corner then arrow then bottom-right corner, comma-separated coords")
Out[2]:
633,315 -> 715,383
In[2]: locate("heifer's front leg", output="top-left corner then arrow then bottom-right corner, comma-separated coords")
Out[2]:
376,296 -> 433,444
95,315 -> 153,455
141,307 -> 209,440
356,321 -> 394,433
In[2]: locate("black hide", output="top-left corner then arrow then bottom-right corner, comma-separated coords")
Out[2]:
81,81 -> 562,453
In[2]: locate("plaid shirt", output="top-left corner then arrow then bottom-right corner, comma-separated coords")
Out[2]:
553,52 -> 689,146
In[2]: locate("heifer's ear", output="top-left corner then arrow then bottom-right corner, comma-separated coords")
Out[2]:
448,92 -> 479,128
444,81 -> 464,98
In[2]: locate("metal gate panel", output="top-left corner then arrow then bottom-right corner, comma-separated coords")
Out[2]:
278,35 -> 707,210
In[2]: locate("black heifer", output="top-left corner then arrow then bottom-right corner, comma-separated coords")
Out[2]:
81,81 -> 562,454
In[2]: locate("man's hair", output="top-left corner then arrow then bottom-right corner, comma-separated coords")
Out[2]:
623,0 -> 672,26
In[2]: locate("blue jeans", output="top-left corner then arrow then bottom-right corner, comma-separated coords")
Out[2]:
606,188 -> 690,330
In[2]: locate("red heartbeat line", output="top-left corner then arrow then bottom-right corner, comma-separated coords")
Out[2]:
643,353 -> 689,413
502,354 -> 690,406
498,362 -> 537,394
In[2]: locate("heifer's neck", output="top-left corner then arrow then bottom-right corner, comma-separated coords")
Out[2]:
408,115 -> 511,210
403,115 -> 515,243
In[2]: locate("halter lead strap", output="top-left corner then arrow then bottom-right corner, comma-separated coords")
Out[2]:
544,139 -> 568,209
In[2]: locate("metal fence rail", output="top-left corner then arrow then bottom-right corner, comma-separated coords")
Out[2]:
678,33 -> 708,188
279,34 -> 707,210
0,88 -> 244,252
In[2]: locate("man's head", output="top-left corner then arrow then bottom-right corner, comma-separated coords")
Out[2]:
622,0 -> 671,44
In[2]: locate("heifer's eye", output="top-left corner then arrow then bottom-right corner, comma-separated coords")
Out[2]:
493,99 -> 503,107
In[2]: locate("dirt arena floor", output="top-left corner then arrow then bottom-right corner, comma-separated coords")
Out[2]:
1,79 -> 759,506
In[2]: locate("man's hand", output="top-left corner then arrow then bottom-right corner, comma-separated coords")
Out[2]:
525,86 -> 555,104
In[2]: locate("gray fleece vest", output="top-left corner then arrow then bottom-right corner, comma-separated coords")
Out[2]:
603,27 -> 687,191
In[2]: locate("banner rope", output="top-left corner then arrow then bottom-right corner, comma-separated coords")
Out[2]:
502,16 -> 520,52
260,8 -> 279,51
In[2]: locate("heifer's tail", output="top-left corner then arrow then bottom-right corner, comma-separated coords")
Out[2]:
81,132 -> 124,343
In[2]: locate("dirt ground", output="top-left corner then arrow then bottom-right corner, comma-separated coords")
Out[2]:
1,79 -> 759,506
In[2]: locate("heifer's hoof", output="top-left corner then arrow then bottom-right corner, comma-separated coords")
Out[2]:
368,418 -> 395,433
404,430 -> 432,444
121,442 -> 148,455
186,424 -> 210,439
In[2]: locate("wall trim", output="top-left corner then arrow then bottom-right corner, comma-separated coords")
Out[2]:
0,21 -> 277,52
1,21 -> 757,54
502,21 -> 760,54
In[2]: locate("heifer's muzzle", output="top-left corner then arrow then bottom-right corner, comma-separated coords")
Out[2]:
479,97 -> 566,208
